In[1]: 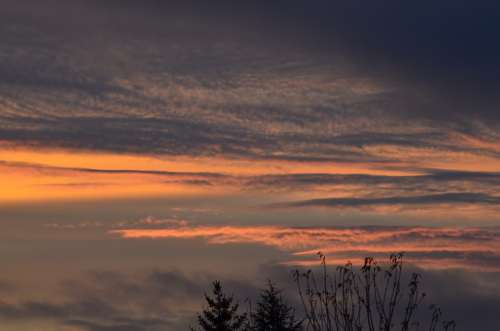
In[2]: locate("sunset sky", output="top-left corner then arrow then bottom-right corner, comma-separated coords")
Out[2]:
1,1 -> 500,330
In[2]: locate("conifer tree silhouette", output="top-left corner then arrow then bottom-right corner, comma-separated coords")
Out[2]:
191,281 -> 247,331
249,281 -> 302,331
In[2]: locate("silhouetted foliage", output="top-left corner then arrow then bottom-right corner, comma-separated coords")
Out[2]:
191,281 -> 247,331
248,281 -> 303,331
193,254 -> 456,331
293,253 -> 456,331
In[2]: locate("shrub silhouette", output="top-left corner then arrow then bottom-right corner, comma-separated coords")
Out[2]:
191,280 -> 247,331
293,253 -> 456,331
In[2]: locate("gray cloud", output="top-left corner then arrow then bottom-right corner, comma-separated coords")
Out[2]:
1,265 -> 499,330
271,193 -> 500,210
0,160 -> 227,179
0,269 -> 260,331
0,1 -> 499,165
246,170 -> 500,205
248,170 -> 500,189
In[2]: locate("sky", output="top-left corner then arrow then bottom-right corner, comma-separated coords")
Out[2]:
0,1 -> 499,330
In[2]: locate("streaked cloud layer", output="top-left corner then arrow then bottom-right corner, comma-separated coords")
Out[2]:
112,222 -> 500,271
0,1 -> 499,215
1,151 -> 498,220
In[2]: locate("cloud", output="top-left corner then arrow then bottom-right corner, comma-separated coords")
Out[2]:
0,1 -> 499,167
0,280 -> 15,294
247,170 -> 500,195
1,157 -> 499,217
3,157 -> 500,205
0,268 -> 260,331
0,159 -> 229,182
1,264 -> 499,331
111,224 -> 500,271
271,193 -> 500,210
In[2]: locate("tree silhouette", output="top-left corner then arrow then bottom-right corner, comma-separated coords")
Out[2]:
249,281 -> 302,331
191,280 -> 247,331
193,254 -> 456,331
293,253 -> 456,331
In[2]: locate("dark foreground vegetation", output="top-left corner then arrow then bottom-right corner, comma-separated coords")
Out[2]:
191,253 -> 456,331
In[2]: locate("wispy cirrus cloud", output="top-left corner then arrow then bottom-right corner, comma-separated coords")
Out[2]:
111,223 -> 500,271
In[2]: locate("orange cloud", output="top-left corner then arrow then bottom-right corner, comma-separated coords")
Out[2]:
0,146 -> 498,223
111,224 -> 500,271
0,146 -> 410,203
